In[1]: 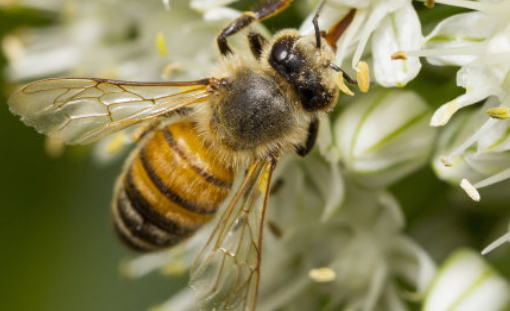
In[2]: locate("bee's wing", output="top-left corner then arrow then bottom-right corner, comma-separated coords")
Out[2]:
190,158 -> 278,311
8,78 -> 212,144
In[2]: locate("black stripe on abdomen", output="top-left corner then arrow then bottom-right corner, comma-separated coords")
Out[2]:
139,147 -> 216,215
114,185 -> 183,251
124,170 -> 198,236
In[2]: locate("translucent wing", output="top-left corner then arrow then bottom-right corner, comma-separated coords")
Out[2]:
8,78 -> 212,144
190,158 -> 278,311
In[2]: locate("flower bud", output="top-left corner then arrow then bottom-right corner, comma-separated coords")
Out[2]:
334,90 -> 435,188
423,249 -> 510,311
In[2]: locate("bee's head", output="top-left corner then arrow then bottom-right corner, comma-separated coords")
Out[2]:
267,29 -> 339,112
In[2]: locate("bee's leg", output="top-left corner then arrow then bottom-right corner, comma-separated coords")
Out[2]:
248,31 -> 268,60
217,0 -> 293,56
296,117 -> 319,157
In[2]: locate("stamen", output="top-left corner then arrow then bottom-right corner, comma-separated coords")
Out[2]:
391,51 -> 408,60
481,232 -> 510,255
440,156 -> 453,167
107,132 -> 128,154
356,61 -> 370,93
308,267 -> 336,282
351,7 -> 386,70
474,167 -> 510,189
486,107 -> 510,119
336,9 -> 367,66
334,72 -> 354,96
445,118 -> 497,163
406,46 -> 485,58
429,0 -> 494,13
162,62 -> 181,79
156,32 -> 167,57
430,99 -> 460,127
2,35 -> 24,62
424,0 -> 435,8
163,0 -> 171,10
431,91 -> 489,127
460,179 -> 480,202
45,137 -> 65,158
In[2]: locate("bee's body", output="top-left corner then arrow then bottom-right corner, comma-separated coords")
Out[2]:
7,1 -> 357,307
113,122 -> 234,251
113,29 -> 339,250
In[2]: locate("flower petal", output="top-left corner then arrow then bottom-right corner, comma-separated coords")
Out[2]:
424,12 -> 489,66
372,2 -> 422,87
423,249 -> 510,311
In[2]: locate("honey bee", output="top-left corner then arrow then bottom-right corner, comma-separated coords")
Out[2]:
8,0 -> 359,309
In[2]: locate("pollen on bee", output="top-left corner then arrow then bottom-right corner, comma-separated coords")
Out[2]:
356,61 -> 370,93
156,32 -> 168,57
308,267 -> 337,283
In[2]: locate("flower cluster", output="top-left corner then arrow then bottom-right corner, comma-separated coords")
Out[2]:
4,0 -> 510,310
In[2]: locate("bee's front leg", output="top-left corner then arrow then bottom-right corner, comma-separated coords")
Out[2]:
217,0 -> 294,56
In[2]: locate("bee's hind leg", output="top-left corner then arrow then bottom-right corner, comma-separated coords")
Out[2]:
295,117 -> 319,157
217,0 -> 293,56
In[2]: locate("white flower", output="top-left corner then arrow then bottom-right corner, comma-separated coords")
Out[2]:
423,249 -> 510,311
299,0 -> 423,87
136,156 -> 435,311
3,0 -> 224,82
433,99 -> 510,187
418,0 -> 510,127
411,0 -> 510,201
334,89 -> 435,189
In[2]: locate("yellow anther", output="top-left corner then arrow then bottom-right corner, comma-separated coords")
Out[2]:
308,267 -> 336,283
486,107 -> 510,119
424,0 -> 435,8
460,179 -> 480,202
391,51 -> 408,60
107,132 -> 127,154
161,260 -> 187,276
440,156 -> 453,167
156,32 -> 167,57
2,35 -> 24,62
45,137 -> 65,158
334,72 -> 354,96
162,62 -> 181,79
356,61 -> 370,93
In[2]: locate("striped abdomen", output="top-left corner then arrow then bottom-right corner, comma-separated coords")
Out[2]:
113,122 -> 234,252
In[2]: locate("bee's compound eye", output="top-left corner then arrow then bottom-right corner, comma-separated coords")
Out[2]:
272,40 -> 290,63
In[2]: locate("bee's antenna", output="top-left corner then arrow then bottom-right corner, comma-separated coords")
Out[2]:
329,63 -> 357,85
313,1 -> 326,49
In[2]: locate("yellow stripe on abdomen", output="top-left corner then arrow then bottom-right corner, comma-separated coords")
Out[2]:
112,121 -> 234,252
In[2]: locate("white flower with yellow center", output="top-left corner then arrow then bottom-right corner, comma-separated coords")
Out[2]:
411,0 -> 510,202
129,155 -> 435,311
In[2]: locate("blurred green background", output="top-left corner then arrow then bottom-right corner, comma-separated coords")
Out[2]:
1,2 -> 510,311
